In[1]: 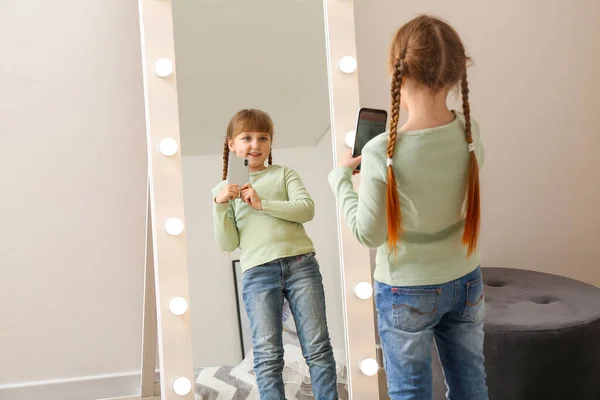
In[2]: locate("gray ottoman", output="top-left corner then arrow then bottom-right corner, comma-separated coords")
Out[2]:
432,267 -> 600,400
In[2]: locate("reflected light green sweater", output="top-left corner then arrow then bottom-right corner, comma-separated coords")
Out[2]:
212,165 -> 315,272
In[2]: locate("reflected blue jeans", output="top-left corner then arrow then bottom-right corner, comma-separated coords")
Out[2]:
242,252 -> 338,400
375,267 -> 489,400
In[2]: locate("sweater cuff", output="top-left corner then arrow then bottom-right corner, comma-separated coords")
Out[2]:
213,200 -> 229,213
328,166 -> 353,187
260,200 -> 270,213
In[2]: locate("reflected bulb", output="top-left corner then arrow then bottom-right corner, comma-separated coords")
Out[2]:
339,56 -> 357,73
344,130 -> 356,149
154,58 -> 174,77
169,297 -> 188,315
359,358 -> 379,376
164,217 -> 184,236
353,282 -> 373,300
158,138 -> 178,156
172,377 -> 192,396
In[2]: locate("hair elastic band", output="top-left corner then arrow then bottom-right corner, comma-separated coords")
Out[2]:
468,143 -> 475,152
386,158 -> 393,167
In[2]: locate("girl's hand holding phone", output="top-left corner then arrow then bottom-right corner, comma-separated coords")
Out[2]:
338,150 -> 362,174
215,184 -> 240,204
241,183 -> 263,210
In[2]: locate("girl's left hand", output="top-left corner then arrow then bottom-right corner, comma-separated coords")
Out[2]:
241,183 -> 263,210
338,149 -> 362,173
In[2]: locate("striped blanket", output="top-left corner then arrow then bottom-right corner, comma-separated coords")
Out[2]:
194,345 -> 348,399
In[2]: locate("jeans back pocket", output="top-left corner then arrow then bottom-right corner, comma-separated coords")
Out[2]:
392,287 -> 442,333
462,276 -> 485,323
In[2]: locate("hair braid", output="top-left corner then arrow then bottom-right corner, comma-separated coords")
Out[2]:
221,137 -> 229,180
386,59 -> 403,249
460,69 -> 481,255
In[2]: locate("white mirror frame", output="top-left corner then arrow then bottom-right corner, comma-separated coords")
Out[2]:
135,0 -> 379,399
322,1 -> 380,398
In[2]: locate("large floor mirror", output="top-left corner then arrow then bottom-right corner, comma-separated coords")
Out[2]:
172,0 -> 348,397
135,0 -> 379,398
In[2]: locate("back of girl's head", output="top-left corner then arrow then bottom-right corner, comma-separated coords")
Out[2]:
389,15 -> 468,90
222,109 -> 274,180
385,15 -> 481,256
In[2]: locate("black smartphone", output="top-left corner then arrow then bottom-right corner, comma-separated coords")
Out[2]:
352,107 -> 388,170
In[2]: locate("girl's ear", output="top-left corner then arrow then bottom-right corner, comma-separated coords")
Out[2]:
228,139 -> 235,152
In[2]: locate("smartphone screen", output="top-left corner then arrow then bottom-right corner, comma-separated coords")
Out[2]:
352,108 -> 388,170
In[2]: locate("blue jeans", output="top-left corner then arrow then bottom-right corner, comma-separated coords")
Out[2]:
375,267 -> 488,400
242,253 -> 338,400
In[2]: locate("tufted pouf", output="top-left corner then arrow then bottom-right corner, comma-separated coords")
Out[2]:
432,267 -> 600,400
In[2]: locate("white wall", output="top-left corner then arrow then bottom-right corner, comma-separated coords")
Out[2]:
0,1 -> 148,399
354,0 -> 600,286
182,135 -> 345,368
172,0 -> 331,155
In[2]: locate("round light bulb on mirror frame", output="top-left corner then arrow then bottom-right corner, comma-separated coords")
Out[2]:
172,376 -> 192,396
338,55 -> 357,74
158,138 -> 178,156
353,281 -> 373,300
344,130 -> 356,149
164,217 -> 184,236
358,358 -> 379,376
154,58 -> 174,78
169,297 -> 188,316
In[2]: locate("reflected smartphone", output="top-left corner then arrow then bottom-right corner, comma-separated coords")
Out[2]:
352,108 -> 388,170
227,152 -> 249,188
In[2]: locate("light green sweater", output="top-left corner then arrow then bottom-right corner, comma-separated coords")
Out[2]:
328,112 -> 485,286
212,165 -> 315,272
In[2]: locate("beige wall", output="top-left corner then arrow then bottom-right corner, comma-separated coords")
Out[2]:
0,0 -> 147,398
354,0 -> 600,286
